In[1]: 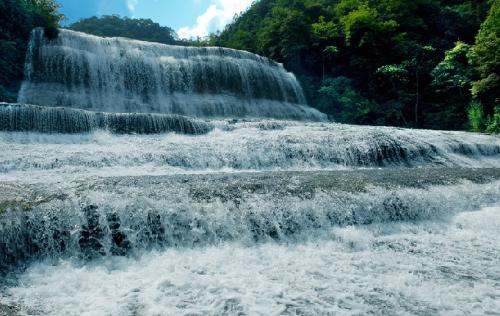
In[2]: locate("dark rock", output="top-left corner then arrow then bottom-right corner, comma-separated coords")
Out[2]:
79,205 -> 105,259
146,211 -> 165,246
107,212 -> 131,256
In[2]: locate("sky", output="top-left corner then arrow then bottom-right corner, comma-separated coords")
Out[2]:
56,0 -> 254,39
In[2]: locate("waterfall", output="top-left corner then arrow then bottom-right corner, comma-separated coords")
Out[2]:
2,169 -> 500,269
0,103 -> 211,135
1,121 -> 499,182
2,27 -> 500,316
17,28 -> 326,121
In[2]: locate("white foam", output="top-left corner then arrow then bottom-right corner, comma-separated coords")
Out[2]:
0,122 -> 499,184
3,205 -> 499,315
17,29 -> 326,121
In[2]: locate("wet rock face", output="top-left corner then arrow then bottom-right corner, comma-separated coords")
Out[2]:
79,207 -> 132,258
133,211 -> 166,250
79,205 -> 105,259
146,211 -> 166,247
50,216 -> 70,253
107,213 -> 131,256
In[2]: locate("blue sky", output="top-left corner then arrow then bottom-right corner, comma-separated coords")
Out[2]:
57,0 -> 253,39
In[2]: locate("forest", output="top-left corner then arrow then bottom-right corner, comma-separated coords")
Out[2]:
0,0 -> 62,102
69,15 -> 181,46
211,0 -> 499,132
0,0 -> 498,132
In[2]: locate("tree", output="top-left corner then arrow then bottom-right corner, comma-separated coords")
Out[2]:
426,42 -> 473,129
338,3 -> 398,47
69,15 -> 179,45
376,44 -> 435,126
25,0 -> 64,38
3,0 -> 495,131
318,76 -> 378,124
0,0 -> 63,102
311,16 -> 338,43
432,42 -> 472,97
376,64 -> 411,125
213,0 -> 494,129
469,0 -> 499,115
257,6 -> 311,67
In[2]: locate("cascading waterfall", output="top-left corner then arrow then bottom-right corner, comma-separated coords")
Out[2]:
0,103 -> 212,135
1,27 -> 500,316
1,121 -> 499,183
17,28 -> 326,121
2,169 -> 500,269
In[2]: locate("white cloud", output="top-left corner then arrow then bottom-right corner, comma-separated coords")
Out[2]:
178,0 -> 253,39
126,0 -> 139,14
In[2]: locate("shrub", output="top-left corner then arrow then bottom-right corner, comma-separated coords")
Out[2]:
468,101 -> 484,132
486,106 -> 500,134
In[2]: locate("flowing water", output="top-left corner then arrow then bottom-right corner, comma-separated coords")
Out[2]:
17,29 -> 325,121
0,121 -> 499,183
1,29 -> 500,316
3,204 -> 500,315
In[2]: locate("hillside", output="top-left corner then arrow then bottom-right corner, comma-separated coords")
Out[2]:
211,0 -> 498,130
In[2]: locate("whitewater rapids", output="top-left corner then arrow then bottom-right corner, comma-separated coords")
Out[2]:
1,123 -> 499,315
1,26 -> 500,316
2,204 -> 500,315
0,119 -> 499,183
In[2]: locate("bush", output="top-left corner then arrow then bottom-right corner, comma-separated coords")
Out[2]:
486,106 -> 500,134
468,101 -> 484,132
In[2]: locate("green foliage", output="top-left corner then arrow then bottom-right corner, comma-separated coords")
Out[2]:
318,76 -> 380,124
1,0 -> 497,132
311,16 -> 338,42
25,0 -> 64,38
469,1 -> 499,115
214,0 -> 494,130
323,46 -> 338,55
0,0 -> 63,102
256,6 -> 311,61
377,64 -> 408,77
69,15 -> 180,45
224,30 -> 254,50
432,42 -> 472,93
486,106 -> 500,134
339,3 -> 398,46
425,42 -> 473,129
468,101 -> 485,132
